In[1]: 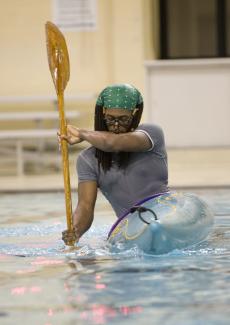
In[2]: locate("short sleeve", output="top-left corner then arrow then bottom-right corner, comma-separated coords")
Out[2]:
136,124 -> 167,157
134,129 -> 154,151
77,149 -> 98,183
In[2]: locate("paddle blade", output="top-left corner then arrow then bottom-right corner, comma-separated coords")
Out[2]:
45,21 -> 70,94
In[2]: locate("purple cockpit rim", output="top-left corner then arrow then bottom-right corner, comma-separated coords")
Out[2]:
107,191 -> 170,239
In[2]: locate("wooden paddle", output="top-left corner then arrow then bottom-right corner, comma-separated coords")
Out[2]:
45,21 -> 75,246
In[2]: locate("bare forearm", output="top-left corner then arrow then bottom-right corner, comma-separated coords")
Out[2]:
73,204 -> 94,238
79,129 -> 121,152
65,125 -> 150,152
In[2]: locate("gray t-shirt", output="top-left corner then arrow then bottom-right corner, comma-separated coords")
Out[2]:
77,124 -> 168,217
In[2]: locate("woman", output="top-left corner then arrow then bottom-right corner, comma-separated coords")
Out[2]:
61,83 -> 168,245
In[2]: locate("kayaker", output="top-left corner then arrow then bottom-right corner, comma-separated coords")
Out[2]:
60,83 -> 169,245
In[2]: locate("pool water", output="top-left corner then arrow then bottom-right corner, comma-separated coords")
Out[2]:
0,189 -> 229,325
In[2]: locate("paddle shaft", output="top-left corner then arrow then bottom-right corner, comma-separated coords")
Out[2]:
56,54 -> 73,236
58,92 -> 74,232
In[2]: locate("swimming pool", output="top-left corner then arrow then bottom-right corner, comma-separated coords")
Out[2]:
0,189 -> 229,325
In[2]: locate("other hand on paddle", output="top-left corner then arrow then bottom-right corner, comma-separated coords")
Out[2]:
62,226 -> 80,246
58,124 -> 83,145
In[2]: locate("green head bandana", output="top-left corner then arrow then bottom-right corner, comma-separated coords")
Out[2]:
96,84 -> 143,110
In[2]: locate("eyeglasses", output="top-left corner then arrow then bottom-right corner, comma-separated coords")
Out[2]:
104,115 -> 133,126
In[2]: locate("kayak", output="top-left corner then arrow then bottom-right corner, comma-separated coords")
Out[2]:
107,192 -> 214,254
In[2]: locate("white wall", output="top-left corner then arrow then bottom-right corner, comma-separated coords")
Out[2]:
0,0 -> 153,98
145,58 -> 230,147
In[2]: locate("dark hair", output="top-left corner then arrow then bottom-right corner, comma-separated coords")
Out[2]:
94,102 -> 143,172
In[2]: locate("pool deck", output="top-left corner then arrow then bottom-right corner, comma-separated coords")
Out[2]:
0,148 -> 229,192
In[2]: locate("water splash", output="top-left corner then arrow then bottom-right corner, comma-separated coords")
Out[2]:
0,223 -> 64,237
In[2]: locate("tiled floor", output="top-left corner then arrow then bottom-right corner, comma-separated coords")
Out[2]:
0,148 -> 229,192
168,148 -> 230,188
